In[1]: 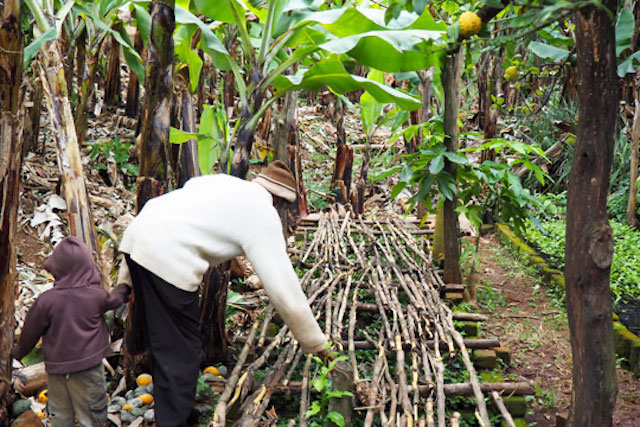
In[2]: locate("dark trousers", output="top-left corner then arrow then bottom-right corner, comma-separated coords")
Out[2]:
125,255 -> 201,427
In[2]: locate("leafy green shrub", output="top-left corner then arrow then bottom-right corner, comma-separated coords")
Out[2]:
521,218 -> 640,301
89,137 -> 138,187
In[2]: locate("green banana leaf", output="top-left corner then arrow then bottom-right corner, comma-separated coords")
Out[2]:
274,59 -> 420,110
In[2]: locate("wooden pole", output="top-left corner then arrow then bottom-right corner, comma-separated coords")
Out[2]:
565,1 -> 619,425
441,48 -> 463,284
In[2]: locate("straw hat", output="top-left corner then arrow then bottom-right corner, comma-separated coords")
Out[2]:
253,160 -> 297,202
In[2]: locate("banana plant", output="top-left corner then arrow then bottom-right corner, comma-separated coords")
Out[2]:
72,0 -> 144,143
23,0 -> 108,281
184,0 -> 446,178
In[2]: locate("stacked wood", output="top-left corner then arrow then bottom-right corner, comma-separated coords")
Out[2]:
211,210 -> 528,425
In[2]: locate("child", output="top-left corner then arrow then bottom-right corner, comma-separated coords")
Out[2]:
12,236 -> 131,426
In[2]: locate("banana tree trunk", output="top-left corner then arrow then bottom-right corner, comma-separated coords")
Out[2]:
104,24 -> 122,107
24,71 -> 43,154
125,23 -> 143,118
627,90 -> 639,228
0,0 -> 23,419
331,97 -> 353,205
274,90 -> 307,220
74,52 -> 100,145
441,48 -> 463,285
230,88 -> 265,179
565,2 -> 619,425
137,0 -> 174,208
172,84 -> 199,188
39,39 -> 103,279
125,0 -> 175,362
75,28 -> 86,110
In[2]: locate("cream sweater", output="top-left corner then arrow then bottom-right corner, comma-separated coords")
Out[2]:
119,174 -> 327,353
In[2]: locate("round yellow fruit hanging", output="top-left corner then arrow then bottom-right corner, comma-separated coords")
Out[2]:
459,11 -> 482,39
505,66 -> 519,82
139,393 -> 154,405
38,389 -> 48,403
203,366 -> 220,376
136,373 -> 153,387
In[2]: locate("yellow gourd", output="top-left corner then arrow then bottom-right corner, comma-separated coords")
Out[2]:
459,11 -> 482,39
139,394 -> 154,405
505,66 -> 519,82
136,373 -> 152,386
203,366 -> 220,376
122,404 -> 132,412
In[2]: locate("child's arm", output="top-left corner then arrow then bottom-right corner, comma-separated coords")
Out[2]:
12,298 -> 49,361
103,262 -> 132,311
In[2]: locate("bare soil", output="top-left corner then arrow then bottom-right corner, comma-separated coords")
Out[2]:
473,233 -> 640,426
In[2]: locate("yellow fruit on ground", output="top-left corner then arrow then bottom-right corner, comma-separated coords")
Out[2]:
122,404 -> 132,412
37,412 -> 45,420
459,11 -> 482,38
505,66 -> 519,82
136,373 -> 152,386
38,389 -> 48,403
139,394 -> 154,405
203,366 -> 220,376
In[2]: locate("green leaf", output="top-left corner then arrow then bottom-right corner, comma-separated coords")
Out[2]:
311,377 -> 327,392
391,182 -> 407,199
306,401 -> 321,417
429,154 -> 444,175
443,151 -> 468,165
169,127 -> 198,144
528,41 -> 569,62
320,30 -> 443,72
616,9 -> 634,56
132,3 -> 151,46
23,28 -> 58,66
194,0 -> 245,24
174,26 -> 204,92
274,59 -> 420,110
327,412 -> 345,427
618,51 -> 640,77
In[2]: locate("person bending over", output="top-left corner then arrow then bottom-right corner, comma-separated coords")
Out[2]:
119,161 -> 328,426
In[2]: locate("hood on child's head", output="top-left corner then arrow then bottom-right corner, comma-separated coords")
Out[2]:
44,236 -> 102,288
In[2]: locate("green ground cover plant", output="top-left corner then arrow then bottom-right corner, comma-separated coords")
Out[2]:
521,193 -> 640,301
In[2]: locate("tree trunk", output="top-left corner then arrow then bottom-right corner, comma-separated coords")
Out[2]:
172,84 -> 200,187
137,0 -> 174,207
104,24 -> 122,107
441,49 -> 463,284
75,28 -> 86,110
125,25 -> 143,118
0,0 -> 23,419
74,52 -> 100,145
200,262 -> 231,363
23,73 -> 43,155
565,2 -> 619,425
627,89 -> 639,228
331,97 -> 353,205
125,0 -> 175,363
39,40 -> 104,278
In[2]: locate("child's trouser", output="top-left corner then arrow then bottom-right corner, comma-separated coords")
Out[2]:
48,364 -> 108,427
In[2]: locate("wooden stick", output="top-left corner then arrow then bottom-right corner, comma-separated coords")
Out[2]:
491,391 -> 516,427
212,321 -> 259,426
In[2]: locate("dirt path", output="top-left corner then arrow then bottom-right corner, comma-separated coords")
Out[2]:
474,233 -> 640,426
